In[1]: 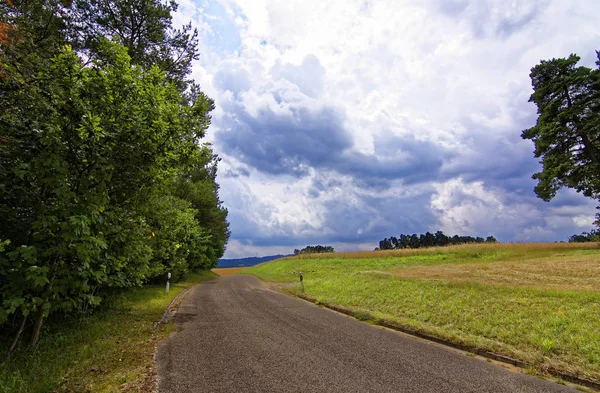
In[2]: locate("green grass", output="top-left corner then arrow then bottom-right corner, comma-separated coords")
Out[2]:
243,243 -> 600,383
0,270 -> 217,393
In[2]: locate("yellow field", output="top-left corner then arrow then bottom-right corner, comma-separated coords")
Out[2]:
286,241 -> 597,259
386,253 -> 600,292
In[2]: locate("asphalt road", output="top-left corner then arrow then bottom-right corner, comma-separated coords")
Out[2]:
156,275 -> 575,393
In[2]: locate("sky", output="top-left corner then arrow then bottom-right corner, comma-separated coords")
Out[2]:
172,0 -> 600,259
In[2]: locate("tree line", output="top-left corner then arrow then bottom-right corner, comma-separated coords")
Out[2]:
568,230 -> 600,243
294,245 -> 335,255
0,0 -> 229,352
376,232 -> 498,250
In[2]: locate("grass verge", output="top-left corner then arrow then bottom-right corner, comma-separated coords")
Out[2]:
243,243 -> 600,384
0,270 -> 217,393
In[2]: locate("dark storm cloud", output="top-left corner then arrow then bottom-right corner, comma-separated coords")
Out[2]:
440,100 -> 542,195
217,102 -> 452,187
444,134 -> 541,191
222,167 -> 251,178
227,191 -> 438,247
218,105 -> 353,177
208,0 -> 600,259
217,88 -> 595,251
340,135 -> 451,186
213,52 -> 453,187
322,193 -> 438,242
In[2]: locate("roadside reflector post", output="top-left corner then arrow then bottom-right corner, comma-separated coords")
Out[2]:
166,272 -> 171,294
299,271 -> 304,292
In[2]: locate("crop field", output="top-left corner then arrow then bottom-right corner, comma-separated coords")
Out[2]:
243,243 -> 600,384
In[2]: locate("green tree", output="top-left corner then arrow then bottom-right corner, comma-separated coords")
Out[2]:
434,231 -> 448,246
170,148 -> 230,267
376,231 -> 497,250
522,52 -> 600,225
72,0 -> 199,90
0,0 -> 229,352
0,41 -> 214,347
294,245 -> 335,255
568,229 -> 600,243
144,195 -> 211,280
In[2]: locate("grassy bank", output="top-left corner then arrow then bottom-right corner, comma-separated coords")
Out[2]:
243,243 -> 600,383
0,270 -> 217,393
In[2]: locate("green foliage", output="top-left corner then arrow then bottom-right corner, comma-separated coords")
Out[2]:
377,231 -> 496,250
170,147 -> 231,268
293,245 -> 335,255
72,0 -> 199,90
568,229 -> 600,243
0,0 -> 229,347
0,270 -> 217,393
522,51 -> 600,226
144,195 -> 211,280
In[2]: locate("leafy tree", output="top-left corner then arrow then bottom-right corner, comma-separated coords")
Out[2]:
420,232 -> 435,248
1,2 -> 92,346
522,52 -> 600,226
0,0 -> 71,76
0,41 -> 216,347
378,238 -> 393,250
409,234 -> 420,249
0,0 -> 229,352
144,195 -> 211,280
294,245 -> 335,255
170,146 -> 230,267
71,0 -> 199,90
568,229 -> 600,243
434,231 -> 448,246
375,231 -> 498,250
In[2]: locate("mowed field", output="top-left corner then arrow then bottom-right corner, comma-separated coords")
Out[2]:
242,243 -> 600,384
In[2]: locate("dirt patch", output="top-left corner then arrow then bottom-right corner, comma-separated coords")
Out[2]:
383,255 -> 600,292
212,267 -> 246,276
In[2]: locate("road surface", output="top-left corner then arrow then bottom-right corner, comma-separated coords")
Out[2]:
156,275 -> 575,393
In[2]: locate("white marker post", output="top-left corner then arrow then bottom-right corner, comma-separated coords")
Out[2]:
166,272 -> 171,294
299,271 -> 304,292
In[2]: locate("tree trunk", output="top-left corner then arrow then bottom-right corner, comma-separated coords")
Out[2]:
1,314 -> 27,366
564,86 -> 599,166
28,265 -> 58,347
579,132 -> 599,166
29,307 -> 45,348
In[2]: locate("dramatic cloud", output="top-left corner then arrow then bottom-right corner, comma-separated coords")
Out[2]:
174,0 -> 600,258
219,104 -> 352,177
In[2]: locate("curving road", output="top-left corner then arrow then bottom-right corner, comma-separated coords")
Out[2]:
156,275 -> 575,393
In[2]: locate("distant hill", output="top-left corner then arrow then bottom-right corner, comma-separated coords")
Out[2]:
217,254 -> 292,268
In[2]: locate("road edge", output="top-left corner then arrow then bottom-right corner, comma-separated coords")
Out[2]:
150,278 -> 214,393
